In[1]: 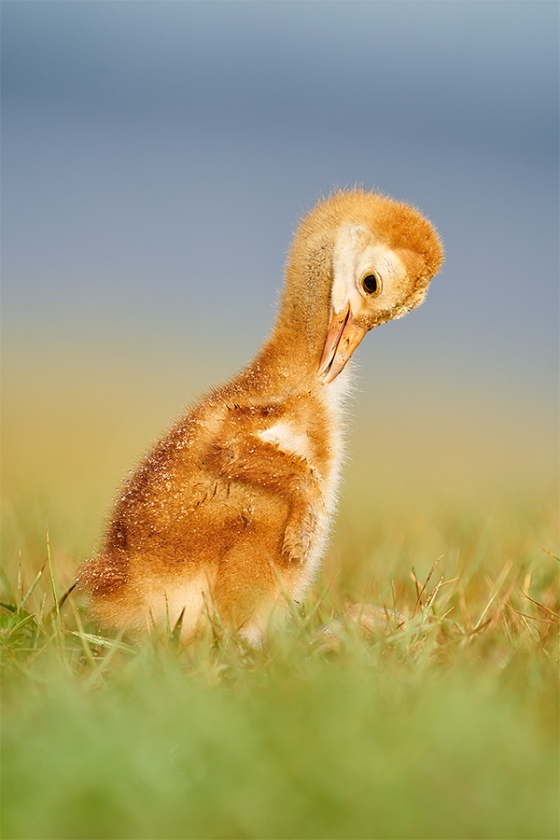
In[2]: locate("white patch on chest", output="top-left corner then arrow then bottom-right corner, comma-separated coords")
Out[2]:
319,364 -> 353,511
287,365 -> 354,601
258,420 -> 311,461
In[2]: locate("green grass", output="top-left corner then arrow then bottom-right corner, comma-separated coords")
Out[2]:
1,507 -> 558,840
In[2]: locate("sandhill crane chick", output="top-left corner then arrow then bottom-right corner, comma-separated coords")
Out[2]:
77,189 -> 444,645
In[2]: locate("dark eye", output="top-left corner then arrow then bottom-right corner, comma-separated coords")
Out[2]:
361,273 -> 382,295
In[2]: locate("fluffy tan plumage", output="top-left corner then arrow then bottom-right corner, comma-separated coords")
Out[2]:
77,188 -> 443,645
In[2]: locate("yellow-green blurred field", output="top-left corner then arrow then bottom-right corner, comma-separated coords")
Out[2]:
2,344 -> 558,839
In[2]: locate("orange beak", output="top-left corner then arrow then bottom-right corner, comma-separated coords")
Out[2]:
318,303 -> 369,384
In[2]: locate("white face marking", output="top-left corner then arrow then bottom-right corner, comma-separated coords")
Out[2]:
258,420 -> 311,461
332,225 -> 408,315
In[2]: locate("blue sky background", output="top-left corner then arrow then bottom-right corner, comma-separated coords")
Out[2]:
2,1 -> 558,491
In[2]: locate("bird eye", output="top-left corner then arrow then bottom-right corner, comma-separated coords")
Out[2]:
361,273 -> 382,296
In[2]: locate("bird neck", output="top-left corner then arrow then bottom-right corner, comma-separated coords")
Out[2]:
259,229 -> 334,387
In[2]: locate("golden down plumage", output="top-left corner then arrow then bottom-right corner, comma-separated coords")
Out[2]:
77,188 -> 443,645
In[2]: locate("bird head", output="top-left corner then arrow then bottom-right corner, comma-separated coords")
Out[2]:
314,190 -> 444,383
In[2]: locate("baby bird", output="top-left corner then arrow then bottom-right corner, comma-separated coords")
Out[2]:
77,188 -> 443,645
